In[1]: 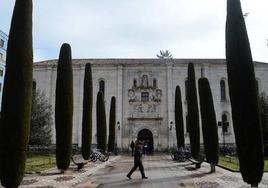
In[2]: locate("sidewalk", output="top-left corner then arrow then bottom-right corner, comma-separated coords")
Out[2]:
1,155 -> 268,188
15,155 -> 120,188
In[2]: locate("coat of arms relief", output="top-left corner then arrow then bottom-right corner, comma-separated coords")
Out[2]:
128,72 -> 162,118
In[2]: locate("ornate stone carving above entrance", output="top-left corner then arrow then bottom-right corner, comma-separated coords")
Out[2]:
128,72 -> 162,119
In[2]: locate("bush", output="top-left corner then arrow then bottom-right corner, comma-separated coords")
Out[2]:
29,90 -> 52,146
81,63 -> 93,160
108,97 -> 116,152
175,86 -> 185,148
55,43 -> 73,170
96,91 -> 107,151
187,63 -> 200,159
0,0 -> 33,187
226,0 -> 264,185
198,78 -> 219,166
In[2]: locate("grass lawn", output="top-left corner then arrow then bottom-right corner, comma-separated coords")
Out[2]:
218,155 -> 268,172
25,154 -> 56,173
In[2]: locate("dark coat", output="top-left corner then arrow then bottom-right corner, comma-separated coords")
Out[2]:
134,149 -> 142,164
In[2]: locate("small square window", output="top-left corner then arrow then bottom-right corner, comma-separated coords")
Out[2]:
0,39 -> 4,48
141,92 -> 149,102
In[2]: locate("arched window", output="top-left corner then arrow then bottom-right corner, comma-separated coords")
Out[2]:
220,80 -> 226,101
133,79 -> 137,87
201,67 -> 204,78
0,68 -> 4,77
256,79 -> 260,93
99,80 -> 105,96
0,39 -> 4,48
32,80 -> 37,94
153,79 -> 157,87
185,79 -> 188,100
221,114 -> 229,133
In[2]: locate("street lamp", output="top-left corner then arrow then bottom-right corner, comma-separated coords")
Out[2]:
169,121 -> 173,131
117,121 -> 120,130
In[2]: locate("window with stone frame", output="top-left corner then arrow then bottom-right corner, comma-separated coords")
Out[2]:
222,114 -> 229,133
0,53 -> 3,60
185,79 -> 188,100
0,69 -> 3,77
0,39 -> 4,48
99,80 -> 105,96
32,80 -> 37,94
141,92 -> 149,102
220,80 -> 226,101
133,79 -> 137,87
153,79 -> 157,87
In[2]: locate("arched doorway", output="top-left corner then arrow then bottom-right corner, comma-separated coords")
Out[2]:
137,129 -> 154,153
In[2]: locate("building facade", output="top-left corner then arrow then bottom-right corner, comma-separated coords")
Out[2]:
0,30 -> 8,110
33,59 -> 268,151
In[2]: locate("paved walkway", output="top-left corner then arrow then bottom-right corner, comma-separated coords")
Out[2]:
2,154 -> 268,187
75,154 -> 268,188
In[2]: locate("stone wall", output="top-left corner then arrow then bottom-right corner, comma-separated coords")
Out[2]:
33,59 -> 268,151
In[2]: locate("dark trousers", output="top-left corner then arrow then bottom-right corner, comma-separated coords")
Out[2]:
127,162 -> 145,177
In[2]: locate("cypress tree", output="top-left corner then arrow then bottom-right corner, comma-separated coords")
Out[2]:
187,63 -> 200,162
0,0 -> 33,187
175,86 -> 185,148
226,0 -> 263,186
96,91 -> 107,152
108,97 -> 116,152
55,43 -> 73,171
198,78 -> 219,173
81,63 -> 93,160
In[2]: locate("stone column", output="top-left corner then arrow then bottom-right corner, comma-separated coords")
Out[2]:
116,65 -> 123,149
49,66 -> 56,144
166,62 -> 174,149
77,65 -> 83,147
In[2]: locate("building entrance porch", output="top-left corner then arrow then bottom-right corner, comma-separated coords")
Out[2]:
137,129 -> 154,153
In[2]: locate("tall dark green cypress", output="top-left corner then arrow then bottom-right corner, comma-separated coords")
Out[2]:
175,86 -> 185,148
96,91 -> 107,151
108,97 -> 116,152
55,43 -> 73,171
0,0 -> 33,187
198,78 -> 219,172
81,63 -> 93,160
226,0 -> 264,186
187,63 -> 200,160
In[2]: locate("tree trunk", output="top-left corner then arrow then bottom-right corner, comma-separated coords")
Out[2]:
251,183 -> 258,188
210,163 -> 216,173
195,163 -> 201,169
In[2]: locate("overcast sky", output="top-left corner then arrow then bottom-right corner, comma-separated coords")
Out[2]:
1,0 -> 268,62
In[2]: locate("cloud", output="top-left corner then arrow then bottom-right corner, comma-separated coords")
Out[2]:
1,0 -> 268,62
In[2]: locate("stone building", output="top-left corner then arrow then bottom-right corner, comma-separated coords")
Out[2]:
0,30 -> 8,109
33,58 -> 268,151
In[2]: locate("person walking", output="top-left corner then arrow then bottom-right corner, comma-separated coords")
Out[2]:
126,142 -> 148,179
130,140 -> 135,156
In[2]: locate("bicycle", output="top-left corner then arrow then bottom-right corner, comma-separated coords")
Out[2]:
92,149 -> 109,162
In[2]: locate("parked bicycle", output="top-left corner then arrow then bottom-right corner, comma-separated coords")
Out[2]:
91,149 -> 109,162
171,147 -> 191,162
89,152 -> 97,162
219,146 -> 236,156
